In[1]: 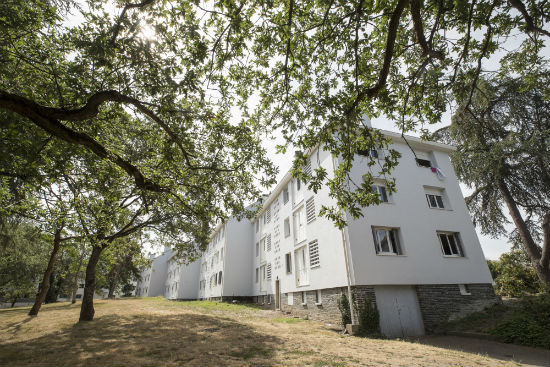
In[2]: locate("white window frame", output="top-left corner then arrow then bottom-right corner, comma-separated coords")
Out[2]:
284,217 -> 291,238
293,206 -> 306,245
438,231 -> 464,257
372,227 -> 402,255
372,185 -> 389,203
426,193 -> 445,209
285,252 -> 292,274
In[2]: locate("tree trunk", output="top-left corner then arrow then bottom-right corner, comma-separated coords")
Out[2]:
71,248 -> 86,304
79,245 -> 104,321
107,262 -> 124,298
497,180 -> 549,285
28,226 -> 63,316
11,299 -> 17,308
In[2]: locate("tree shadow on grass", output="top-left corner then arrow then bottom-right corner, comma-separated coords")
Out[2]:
410,335 -> 550,367
0,311 -> 280,367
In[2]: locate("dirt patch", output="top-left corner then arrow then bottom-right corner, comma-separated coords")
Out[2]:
0,298 -> 546,366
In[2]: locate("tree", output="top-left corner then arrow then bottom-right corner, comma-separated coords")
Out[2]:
95,237 -> 149,299
488,248 -> 544,297
1,0 -> 276,320
435,75 -> 550,285
0,219 -> 50,307
201,0 -> 549,227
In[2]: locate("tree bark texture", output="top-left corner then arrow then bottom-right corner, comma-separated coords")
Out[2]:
497,180 -> 550,285
79,246 -> 104,321
28,226 -> 63,316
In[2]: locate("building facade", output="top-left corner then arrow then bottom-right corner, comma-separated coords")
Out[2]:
136,129 -> 498,337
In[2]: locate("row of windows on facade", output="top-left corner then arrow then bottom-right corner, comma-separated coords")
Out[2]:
165,282 -> 178,294
199,270 -> 223,290
255,239 -> 320,283
372,227 -> 465,257
256,157 -> 313,231
372,184 -> 447,210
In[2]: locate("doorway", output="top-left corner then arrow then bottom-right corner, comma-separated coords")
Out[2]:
275,279 -> 280,309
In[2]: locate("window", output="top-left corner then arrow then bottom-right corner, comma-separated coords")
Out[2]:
285,253 -> 292,273
438,232 -> 464,257
372,185 -> 389,203
267,234 -> 272,251
76,294 -> 82,299
296,178 -> 301,191
426,193 -> 445,209
372,227 -> 403,255
293,206 -> 306,244
306,197 -> 316,223
267,263 -> 272,280
255,268 -> 259,283
256,242 -> 259,257
284,217 -> 291,237
416,158 -> 431,167
357,148 -> 378,158
458,284 -> 471,295
315,290 -> 322,305
309,239 -> 320,267
218,271 -> 223,285
301,291 -> 306,305
255,220 -> 259,233
79,283 -> 85,288
220,248 -> 224,259
283,188 -> 289,204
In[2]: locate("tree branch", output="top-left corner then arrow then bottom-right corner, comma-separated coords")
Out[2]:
345,0 -> 409,116
0,90 -> 165,192
508,0 -> 550,37
410,0 -> 444,60
111,0 -> 156,44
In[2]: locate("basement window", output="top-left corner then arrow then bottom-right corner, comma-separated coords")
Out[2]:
315,290 -> 322,305
301,291 -> 307,306
458,284 -> 471,295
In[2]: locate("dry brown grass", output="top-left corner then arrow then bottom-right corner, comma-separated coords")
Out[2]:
0,298 -> 535,366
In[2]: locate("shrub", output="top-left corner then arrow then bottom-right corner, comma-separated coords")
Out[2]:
337,292 -> 351,328
356,297 -> 380,336
489,294 -> 550,348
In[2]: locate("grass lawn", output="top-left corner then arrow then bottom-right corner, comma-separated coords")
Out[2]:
0,298 -> 539,366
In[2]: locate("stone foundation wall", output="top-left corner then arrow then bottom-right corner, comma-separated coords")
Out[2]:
416,283 -> 500,332
277,286 -> 377,326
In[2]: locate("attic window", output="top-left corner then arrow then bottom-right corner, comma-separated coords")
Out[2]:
416,158 -> 431,168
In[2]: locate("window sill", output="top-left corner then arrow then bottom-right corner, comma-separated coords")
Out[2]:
315,302 -> 322,306
443,255 -> 465,258
376,253 -> 406,256
301,302 -> 307,306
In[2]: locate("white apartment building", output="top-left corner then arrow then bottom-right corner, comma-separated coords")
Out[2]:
137,128 -> 498,337
164,254 -> 200,300
198,217 -> 254,300
136,248 -> 200,299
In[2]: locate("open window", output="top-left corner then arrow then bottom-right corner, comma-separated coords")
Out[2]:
372,227 -> 403,255
437,231 -> 464,257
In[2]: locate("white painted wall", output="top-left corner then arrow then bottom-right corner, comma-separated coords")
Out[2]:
223,218 -> 254,297
345,133 -> 493,285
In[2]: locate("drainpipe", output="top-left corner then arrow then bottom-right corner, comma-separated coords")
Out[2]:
331,155 -> 358,327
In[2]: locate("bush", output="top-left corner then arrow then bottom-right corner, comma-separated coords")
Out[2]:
489,294 -> 550,348
337,293 -> 351,328
356,297 -> 380,336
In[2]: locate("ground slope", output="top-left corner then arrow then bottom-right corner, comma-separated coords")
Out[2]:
0,298 -> 547,366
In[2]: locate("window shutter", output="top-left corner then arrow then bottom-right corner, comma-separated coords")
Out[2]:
309,239 -> 320,267
306,197 -> 316,223
267,234 -> 272,251
304,158 -> 312,176
266,207 -> 271,223
267,263 -> 272,280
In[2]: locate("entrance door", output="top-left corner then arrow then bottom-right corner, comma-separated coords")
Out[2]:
275,280 -> 280,309
374,285 -> 425,337
295,246 -> 308,286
